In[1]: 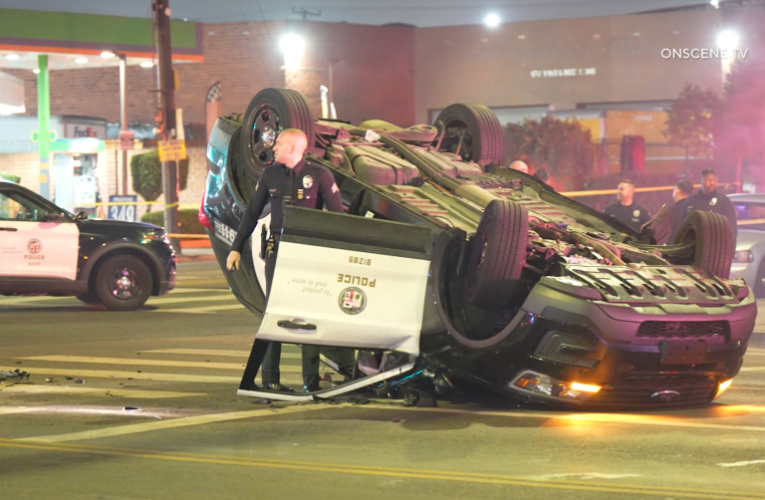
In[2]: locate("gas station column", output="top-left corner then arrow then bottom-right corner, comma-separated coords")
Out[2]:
37,54 -> 51,199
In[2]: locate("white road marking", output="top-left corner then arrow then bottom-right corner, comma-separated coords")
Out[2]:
528,473 -> 642,480
13,367 -> 305,385
146,295 -> 237,306
0,289 -> 229,306
155,304 -> 246,314
19,355 -> 302,372
141,348 -> 300,359
739,366 -> 765,372
717,459 -> 765,467
18,405 -> 326,443
0,384 -> 206,399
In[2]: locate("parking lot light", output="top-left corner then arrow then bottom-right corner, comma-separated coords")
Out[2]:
717,31 -> 739,50
280,34 -> 305,71
140,61 -> 154,68
101,51 -> 116,59
75,57 -> 88,64
485,13 -> 500,27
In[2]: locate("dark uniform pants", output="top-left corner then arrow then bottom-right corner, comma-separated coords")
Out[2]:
260,249 -> 280,385
239,245 -> 281,389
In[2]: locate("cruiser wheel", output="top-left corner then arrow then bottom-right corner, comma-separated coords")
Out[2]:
95,255 -> 153,311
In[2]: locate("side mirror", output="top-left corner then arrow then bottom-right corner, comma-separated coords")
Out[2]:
44,213 -> 64,222
75,211 -> 89,221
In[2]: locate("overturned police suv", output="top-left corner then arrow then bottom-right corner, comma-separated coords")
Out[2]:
201,88 -> 756,408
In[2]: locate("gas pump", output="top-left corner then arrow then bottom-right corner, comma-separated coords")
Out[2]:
53,152 -> 100,215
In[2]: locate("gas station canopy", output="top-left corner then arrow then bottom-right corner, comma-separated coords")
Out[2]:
0,8 -> 203,72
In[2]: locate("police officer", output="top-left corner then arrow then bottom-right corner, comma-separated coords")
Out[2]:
603,179 -> 651,232
228,128 -> 344,393
681,168 -> 737,243
668,179 -> 694,243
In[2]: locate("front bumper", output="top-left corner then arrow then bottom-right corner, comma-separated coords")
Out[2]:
459,271 -> 757,408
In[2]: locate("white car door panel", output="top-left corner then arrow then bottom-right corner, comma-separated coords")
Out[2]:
257,207 -> 433,355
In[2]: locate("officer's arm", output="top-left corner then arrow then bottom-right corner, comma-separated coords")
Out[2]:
318,169 -> 344,213
231,177 -> 269,253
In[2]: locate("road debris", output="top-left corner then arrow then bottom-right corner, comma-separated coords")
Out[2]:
0,369 -> 29,381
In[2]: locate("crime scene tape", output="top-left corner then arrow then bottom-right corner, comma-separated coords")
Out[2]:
560,181 -> 741,197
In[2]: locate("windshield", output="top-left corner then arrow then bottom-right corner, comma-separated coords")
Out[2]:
734,202 -> 765,231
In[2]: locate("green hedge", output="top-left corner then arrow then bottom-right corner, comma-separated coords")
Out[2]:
0,172 -> 20,183
130,150 -> 189,203
141,208 -> 205,234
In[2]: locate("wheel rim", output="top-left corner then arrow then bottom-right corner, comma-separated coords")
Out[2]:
250,105 -> 281,166
108,268 -> 141,300
439,118 -> 474,161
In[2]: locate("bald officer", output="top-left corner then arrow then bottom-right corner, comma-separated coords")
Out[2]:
229,128 -> 344,393
603,179 -> 651,232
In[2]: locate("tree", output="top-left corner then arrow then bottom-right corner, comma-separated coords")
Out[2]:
663,84 -> 720,158
504,116 -> 595,187
716,53 -> 765,163
130,150 -> 189,211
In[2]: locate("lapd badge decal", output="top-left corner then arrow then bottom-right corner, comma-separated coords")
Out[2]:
339,287 -> 366,315
302,175 -> 313,189
27,239 -> 42,254
710,198 -> 718,206
633,210 -> 640,218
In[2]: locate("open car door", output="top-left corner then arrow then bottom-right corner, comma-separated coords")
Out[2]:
257,207 -> 433,356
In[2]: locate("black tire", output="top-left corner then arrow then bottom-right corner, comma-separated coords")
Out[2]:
673,210 -> 734,278
240,88 -> 316,180
465,199 -> 529,309
434,103 -> 504,166
753,259 -> 765,298
75,292 -> 101,305
94,255 -> 153,311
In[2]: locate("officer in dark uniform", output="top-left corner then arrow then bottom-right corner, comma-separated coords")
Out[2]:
603,179 -> 651,232
680,168 -> 738,243
228,128 -> 344,393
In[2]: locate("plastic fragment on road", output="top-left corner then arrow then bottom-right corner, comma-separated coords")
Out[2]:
0,369 -> 29,381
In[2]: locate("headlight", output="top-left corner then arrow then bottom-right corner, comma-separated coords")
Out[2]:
143,230 -> 170,244
733,250 -> 754,263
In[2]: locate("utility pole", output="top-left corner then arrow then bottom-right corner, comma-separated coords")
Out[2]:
153,0 -> 181,253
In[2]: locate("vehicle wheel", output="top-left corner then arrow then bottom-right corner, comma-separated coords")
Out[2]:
94,255 -> 153,311
240,88 -> 316,181
434,103 -> 504,166
75,292 -> 101,305
465,199 -> 529,309
673,210 -> 734,278
754,260 -> 765,298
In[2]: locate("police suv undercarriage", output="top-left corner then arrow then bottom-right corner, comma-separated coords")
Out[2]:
202,88 -> 756,409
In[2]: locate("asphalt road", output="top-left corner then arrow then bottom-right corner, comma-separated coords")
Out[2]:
1,261 -> 765,500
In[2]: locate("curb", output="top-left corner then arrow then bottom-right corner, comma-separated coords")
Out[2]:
177,254 -> 218,263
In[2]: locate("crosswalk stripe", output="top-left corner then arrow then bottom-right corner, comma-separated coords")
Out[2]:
141,348 -> 300,359
147,295 -> 237,306
0,384 -> 206,399
18,368 -> 240,383
155,304 -> 246,314
20,355 -> 302,372
15,367 -> 307,385
0,288 -> 230,306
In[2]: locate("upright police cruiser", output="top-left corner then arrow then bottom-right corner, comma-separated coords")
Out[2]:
0,180 -> 176,310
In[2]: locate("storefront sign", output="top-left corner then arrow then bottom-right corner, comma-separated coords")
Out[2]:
65,123 -> 107,138
158,139 -> 187,162
530,68 -> 597,78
